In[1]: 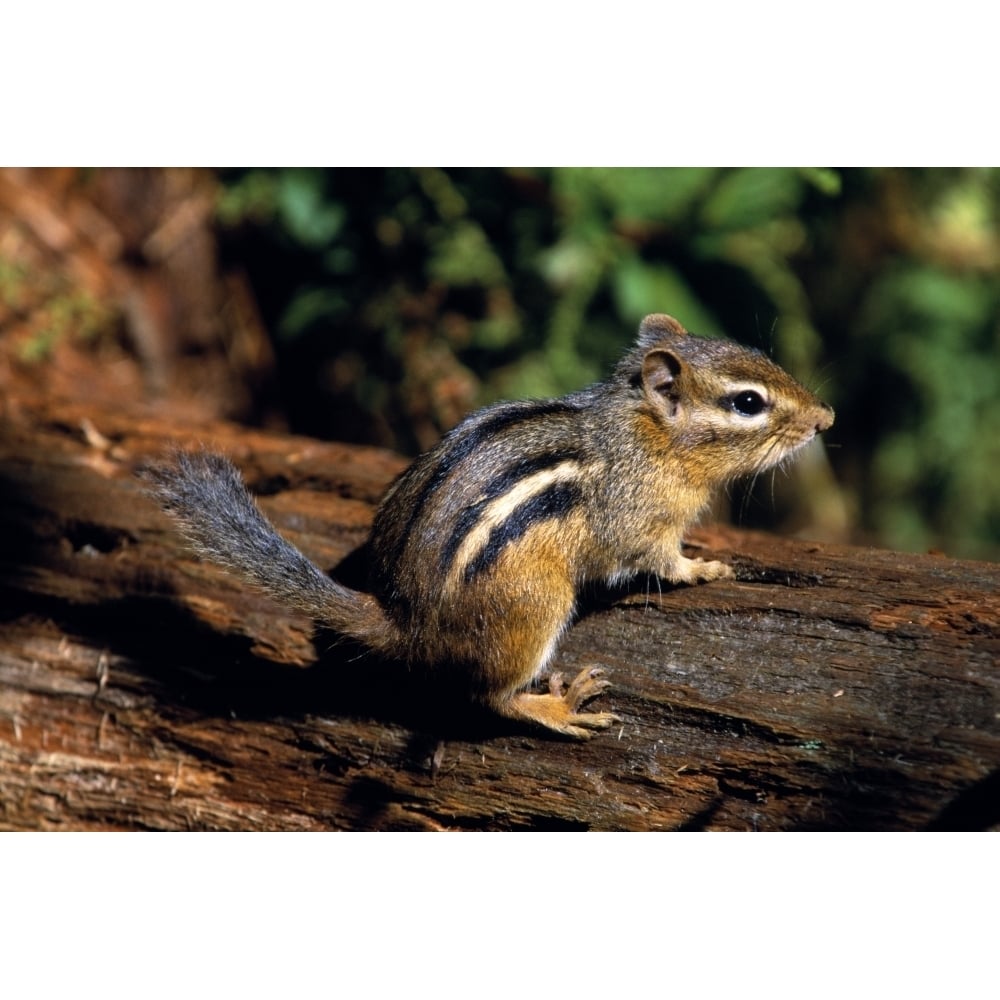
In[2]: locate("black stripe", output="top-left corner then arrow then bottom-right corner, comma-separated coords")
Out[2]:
438,449 -> 581,573
390,399 -> 583,567
463,481 -> 583,583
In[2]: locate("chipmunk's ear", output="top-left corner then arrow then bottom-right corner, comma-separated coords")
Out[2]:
637,314 -> 688,348
641,347 -> 685,418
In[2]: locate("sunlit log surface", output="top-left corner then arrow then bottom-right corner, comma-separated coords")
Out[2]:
1,396 -> 997,831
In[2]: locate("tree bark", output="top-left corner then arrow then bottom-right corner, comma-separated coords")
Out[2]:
1,394 -> 997,831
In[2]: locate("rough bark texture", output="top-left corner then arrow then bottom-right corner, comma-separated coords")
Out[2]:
1,395 -> 997,831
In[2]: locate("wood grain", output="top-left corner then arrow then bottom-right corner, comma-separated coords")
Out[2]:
1,395 -> 997,830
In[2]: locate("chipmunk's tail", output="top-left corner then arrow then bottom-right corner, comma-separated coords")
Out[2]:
143,451 -> 403,656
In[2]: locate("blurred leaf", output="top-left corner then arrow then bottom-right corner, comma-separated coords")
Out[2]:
799,168 -> 842,196
611,255 -> 718,334
322,246 -> 357,276
216,171 -> 277,226
428,221 -> 506,287
472,314 -> 521,350
701,168 -> 805,230
278,287 -> 350,340
591,167 -> 719,222
536,237 -> 601,290
276,171 -> 345,248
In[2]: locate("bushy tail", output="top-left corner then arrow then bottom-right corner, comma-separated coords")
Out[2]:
143,451 -> 401,655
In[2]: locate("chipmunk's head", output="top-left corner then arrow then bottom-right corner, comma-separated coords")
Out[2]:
626,314 -> 834,482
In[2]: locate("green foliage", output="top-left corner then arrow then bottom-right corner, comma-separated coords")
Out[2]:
216,167 -> 1000,559
853,262 -> 1000,555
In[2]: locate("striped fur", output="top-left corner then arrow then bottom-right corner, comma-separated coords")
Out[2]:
369,396 -> 593,611
384,399 -> 585,573
460,478 -> 584,583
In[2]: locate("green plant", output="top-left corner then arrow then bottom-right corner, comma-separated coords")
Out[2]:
215,167 -> 1000,559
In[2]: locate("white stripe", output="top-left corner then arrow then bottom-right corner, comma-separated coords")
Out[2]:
449,460 -> 581,583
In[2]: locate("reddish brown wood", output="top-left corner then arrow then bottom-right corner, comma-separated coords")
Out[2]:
1,396 -> 997,830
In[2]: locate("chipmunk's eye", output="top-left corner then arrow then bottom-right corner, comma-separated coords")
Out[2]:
728,390 -> 767,417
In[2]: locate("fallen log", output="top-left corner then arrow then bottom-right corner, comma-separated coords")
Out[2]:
1,394 -> 997,830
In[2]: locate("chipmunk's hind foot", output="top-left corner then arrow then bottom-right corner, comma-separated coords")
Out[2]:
499,667 -> 620,740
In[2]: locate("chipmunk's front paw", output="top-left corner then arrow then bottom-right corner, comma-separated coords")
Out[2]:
670,555 -> 734,585
694,558 -> 734,582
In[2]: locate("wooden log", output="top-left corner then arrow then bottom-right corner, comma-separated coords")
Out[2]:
1,394 -> 997,830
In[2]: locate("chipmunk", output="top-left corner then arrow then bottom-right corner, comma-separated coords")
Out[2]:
146,314 -> 834,739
